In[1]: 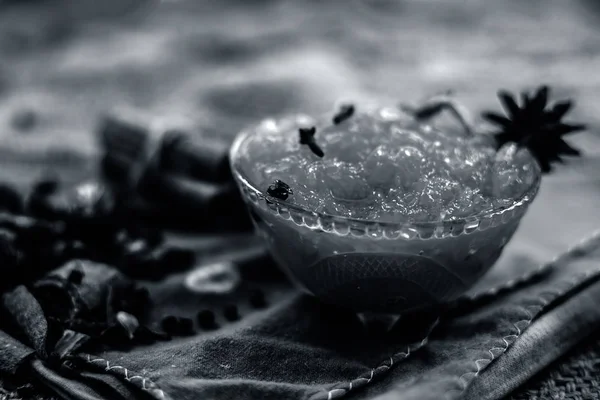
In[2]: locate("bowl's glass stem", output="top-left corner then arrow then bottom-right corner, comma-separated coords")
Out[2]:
357,312 -> 402,332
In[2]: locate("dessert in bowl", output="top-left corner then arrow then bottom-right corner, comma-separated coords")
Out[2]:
229,103 -> 541,314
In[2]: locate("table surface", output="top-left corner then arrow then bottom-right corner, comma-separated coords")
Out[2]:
0,1 -> 599,399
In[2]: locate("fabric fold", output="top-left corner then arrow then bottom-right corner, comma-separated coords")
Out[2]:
4,228 -> 600,400
66,229 -> 600,400
361,231 -> 600,400
463,277 -> 600,400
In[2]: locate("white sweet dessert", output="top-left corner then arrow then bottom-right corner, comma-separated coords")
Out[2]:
239,105 -> 537,222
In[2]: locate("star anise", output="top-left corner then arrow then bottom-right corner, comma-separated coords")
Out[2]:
482,85 -> 586,172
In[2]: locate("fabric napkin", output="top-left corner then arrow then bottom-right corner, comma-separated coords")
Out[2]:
2,226 -> 600,400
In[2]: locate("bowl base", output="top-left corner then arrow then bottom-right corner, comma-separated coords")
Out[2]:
357,312 -> 402,332
356,307 -> 441,339
302,252 -> 468,314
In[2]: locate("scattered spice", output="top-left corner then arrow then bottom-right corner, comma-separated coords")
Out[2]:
400,94 -> 474,136
332,104 -> 355,124
249,289 -> 267,309
49,330 -> 91,366
116,311 -> 140,340
178,317 -> 195,335
101,314 -> 169,346
223,304 -> 240,321
98,111 -> 150,162
266,179 -> 293,200
298,126 -> 324,157
158,247 -> 196,271
482,85 -> 586,172
0,183 -> 24,214
160,315 -> 178,333
197,309 -> 218,330
67,267 -> 84,285
158,129 -> 233,183
134,325 -> 171,344
161,315 -> 194,336
411,101 -> 448,120
32,177 -> 60,197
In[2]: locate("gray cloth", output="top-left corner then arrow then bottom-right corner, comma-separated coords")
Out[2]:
4,230 -> 600,400
66,232 -> 600,400
509,327 -> 600,399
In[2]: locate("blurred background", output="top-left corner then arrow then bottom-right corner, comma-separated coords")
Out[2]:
0,0 -> 599,281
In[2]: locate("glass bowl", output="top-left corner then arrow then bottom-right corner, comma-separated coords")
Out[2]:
229,115 -> 542,315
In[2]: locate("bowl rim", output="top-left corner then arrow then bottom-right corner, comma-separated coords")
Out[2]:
229,114 -> 542,230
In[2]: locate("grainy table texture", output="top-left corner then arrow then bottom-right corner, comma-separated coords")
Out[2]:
0,0 -> 599,399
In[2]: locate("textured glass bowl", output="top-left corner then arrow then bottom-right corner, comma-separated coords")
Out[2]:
229,120 -> 542,314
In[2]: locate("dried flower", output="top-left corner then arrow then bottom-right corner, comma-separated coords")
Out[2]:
332,104 -> 355,124
482,85 -> 586,172
266,179 -> 293,200
299,127 -> 324,157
